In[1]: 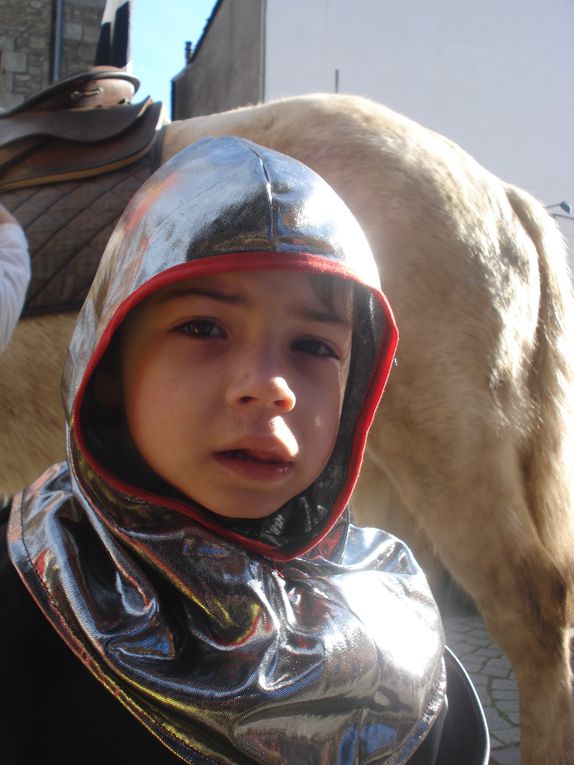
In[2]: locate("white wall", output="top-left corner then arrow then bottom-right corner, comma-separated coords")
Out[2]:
264,0 -> 574,252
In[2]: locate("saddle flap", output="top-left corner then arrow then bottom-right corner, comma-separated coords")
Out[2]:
0,101 -> 164,191
0,99 -> 153,148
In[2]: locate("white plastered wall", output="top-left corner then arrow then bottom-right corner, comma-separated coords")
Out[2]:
264,0 -> 574,258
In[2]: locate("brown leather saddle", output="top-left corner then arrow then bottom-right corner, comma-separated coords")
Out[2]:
0,67 -> 164,191
0,67 -> 166,315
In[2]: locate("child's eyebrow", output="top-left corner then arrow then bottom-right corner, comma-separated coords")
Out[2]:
158,286 -> 352,327
159,286 -> 242,306
294,306 -> 352,327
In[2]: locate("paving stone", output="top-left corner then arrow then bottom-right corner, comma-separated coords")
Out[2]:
495,698 -> 519,716
486,655 -> 511,667
498,710 -> 519,726
482,662 -> 512,679
476,646 -> 502,658
491,726 -> 521,746
490,746 -> 521,765
466,636 -> 492,648
484,707 -> 509,731
491,689 -> 517,700
490,678 -> 517,691
459,657 -> 487,673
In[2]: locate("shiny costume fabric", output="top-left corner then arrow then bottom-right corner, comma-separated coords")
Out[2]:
8,138 -> 445,764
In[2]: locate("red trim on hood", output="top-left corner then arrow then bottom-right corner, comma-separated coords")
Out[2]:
72,251 -> 398,561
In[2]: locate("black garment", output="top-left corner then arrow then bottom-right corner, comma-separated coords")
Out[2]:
1,507 -> 178,765
1,509 -> 451,765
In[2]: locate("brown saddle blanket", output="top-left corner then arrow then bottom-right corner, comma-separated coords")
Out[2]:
0,68 -> 166,315
1,141 -> 164,316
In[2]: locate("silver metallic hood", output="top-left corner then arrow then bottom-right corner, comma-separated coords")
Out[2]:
63,135 -> 383,423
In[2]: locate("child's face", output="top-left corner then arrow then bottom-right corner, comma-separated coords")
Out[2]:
120,269 -> 353,519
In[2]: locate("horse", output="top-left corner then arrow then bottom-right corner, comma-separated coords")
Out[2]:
2,89 -> 574,764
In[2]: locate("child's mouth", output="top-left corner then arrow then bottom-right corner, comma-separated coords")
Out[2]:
220,449 -> 287,464
214,449 -> 293,481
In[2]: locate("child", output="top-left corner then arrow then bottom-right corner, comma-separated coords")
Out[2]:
0,202 -> 30,353
2,137 -> 447,763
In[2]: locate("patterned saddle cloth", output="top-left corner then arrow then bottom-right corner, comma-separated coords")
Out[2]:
1,141 -> 164,316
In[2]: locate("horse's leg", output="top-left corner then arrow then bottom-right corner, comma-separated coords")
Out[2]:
352,456 -> 449,600
364,407 -> 574,765
0,313 -> 74,496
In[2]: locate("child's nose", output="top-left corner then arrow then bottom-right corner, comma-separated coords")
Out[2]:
226,370 -> 296,412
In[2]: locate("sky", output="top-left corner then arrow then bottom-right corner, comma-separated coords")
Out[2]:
130,0 -> 218,113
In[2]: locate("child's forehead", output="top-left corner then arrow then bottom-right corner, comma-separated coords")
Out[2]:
155,270 -> 314,299
145,269 -> 354,319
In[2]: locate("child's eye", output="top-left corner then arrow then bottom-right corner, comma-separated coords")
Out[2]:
292,337 -> 339,359
176,319 -> 225,339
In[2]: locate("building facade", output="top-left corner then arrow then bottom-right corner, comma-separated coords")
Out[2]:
172,0 -> 574,250
172,0 -> 263,122
0,0 -> 106,111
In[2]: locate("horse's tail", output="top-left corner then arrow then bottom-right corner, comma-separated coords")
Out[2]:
506,184 -> 574,594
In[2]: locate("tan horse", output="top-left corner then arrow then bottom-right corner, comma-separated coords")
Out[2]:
2,93 -> 574,764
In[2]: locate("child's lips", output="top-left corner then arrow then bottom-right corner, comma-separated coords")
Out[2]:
213,447 -> 294,483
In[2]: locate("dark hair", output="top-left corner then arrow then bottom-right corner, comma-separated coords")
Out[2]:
307,271 -> 355,323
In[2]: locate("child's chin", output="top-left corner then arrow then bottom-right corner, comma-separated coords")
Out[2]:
174,485 -> 282,521
208,504 -> 282,521
198,492 -> 290,522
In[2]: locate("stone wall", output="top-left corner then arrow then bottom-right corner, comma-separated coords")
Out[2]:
0,0 -> 106,111
0,0 -> 52,110
60,0 -> 107,81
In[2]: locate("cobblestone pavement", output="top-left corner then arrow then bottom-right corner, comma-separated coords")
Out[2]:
443,610 -> 520,765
